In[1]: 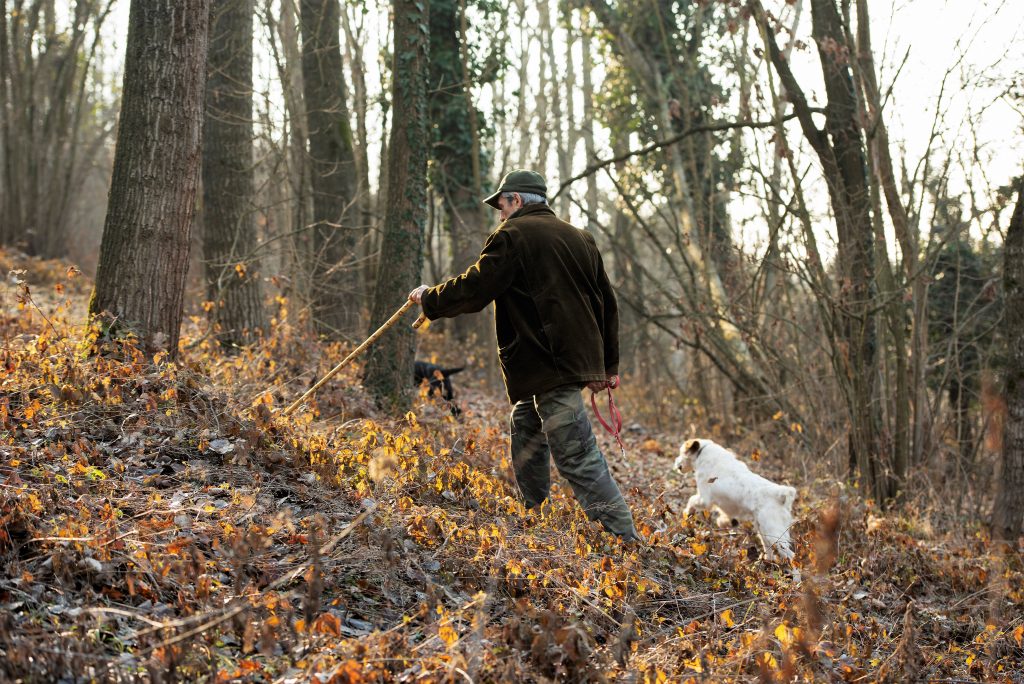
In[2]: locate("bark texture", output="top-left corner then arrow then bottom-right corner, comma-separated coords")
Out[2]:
89,0 -> 210,358
203,0 -> 265,347
992,178 -> 1024,543
300,0 -> 360,338
362,0 -> 429,410
428,0 -> 490,346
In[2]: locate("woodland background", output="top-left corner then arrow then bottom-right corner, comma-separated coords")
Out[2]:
1,0 -> 1023,681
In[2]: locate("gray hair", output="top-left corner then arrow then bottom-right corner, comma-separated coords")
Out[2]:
503,191 -> 547,206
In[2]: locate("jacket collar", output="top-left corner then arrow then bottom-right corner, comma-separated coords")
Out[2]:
508,202 -> 555,221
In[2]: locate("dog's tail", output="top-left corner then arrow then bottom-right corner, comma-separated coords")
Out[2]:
777,485 -> 797,510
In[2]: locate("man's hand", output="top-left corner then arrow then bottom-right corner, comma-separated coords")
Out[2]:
587,374 -> 620,393
408,285 -> 429,304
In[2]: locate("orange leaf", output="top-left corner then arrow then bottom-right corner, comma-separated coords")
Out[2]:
313,612 -> 342,637
439,624 -> 460,647
328,660 -> 364,684
641,439 -> 662,454
1014,625 -> 1024,647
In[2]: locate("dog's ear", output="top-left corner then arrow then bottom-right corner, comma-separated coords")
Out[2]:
684,439 -> 702,455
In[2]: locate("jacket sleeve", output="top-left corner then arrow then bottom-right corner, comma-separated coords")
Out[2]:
596,251 -> 620,376
421,228 -> 518,319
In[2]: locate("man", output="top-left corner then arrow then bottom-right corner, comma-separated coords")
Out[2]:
409,169 -> 639,541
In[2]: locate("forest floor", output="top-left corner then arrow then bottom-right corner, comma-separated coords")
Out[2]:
2,248 -> 1023,683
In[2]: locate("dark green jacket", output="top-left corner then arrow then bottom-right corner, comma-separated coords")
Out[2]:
421,203 -> 619,403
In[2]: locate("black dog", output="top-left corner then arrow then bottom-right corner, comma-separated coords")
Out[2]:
413,361 -> 465,415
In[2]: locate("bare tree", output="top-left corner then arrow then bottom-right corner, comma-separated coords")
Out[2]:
300,0 -> 360,338
89,0 -> 210,358
203,0 -> 266,347
263,0 -> 315,303
363,0 -> 429,410
579,7 -> 599,222
428,0 -> 491,346
340,4 -> 374,245
992,177 -> 1024,543
751,0 -> 891,502
539,0 -> 568,217
0,0 -> 116,256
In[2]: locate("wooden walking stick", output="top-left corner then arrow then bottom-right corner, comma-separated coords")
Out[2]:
281,301 -> 428,417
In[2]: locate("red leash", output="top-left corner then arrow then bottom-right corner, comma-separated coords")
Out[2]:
591,385 -> 626,456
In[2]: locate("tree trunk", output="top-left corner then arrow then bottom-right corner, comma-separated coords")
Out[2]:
533,16 -> 550,173
810,0 -> 888,501
539,0 -> 568,217
426,0 -> 491,347
991,177 -> 1024,543
579,8 -> 599,223
610,134 -> 641,369
300,0 -> 360,338
340,5 -> 374,245
267,0 -> 314,305
752,0 -> 890,502
362,0 -> 428,411
0,0 -> 13,247
513,0 -> 530,170
757,0 -> 800,325
854,0 -> 918,485
0,0 -> 114,257
89,0 -> 210,358
563,1 -> 578,195
203,0 -> 265,347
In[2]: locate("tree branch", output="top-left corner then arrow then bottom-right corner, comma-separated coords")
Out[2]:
748,0 -> 832,163
552,111 -> 814,199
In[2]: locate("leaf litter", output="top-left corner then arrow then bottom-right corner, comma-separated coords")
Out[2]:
0,247 -> 1022,682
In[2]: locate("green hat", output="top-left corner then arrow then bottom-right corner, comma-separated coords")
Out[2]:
483,169 -> 547,209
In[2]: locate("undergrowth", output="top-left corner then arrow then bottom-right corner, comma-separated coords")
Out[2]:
1,249 -> 1022,682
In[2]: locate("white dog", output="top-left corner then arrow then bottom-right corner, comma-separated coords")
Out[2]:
674,438 -> 796,564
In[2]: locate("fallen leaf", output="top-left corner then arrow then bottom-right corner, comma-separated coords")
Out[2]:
208,438 -> 234,455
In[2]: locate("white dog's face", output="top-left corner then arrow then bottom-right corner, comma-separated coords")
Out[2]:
673,439 -> 702,473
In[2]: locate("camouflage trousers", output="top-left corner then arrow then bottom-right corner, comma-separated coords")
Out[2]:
509,384 -> 638,540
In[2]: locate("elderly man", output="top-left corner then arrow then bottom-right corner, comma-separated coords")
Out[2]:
409,169 -> 639,541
